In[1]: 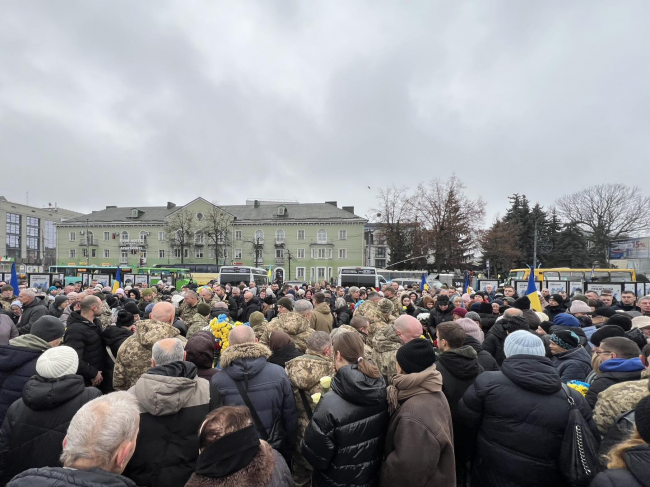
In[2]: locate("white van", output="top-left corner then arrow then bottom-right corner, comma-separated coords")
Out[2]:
218,266 -> 269,287
337,267 -> 387,290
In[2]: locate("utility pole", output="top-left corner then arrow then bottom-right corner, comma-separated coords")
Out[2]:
86,219 -> 90,266
286,249 -> 293,282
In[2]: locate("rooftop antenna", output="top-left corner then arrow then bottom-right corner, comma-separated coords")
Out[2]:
26,192 -> 28,206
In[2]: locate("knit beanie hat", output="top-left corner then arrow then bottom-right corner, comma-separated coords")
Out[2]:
478,303 -> 493,315
553,313 -> 580,328
513,296 -> 531,310
396,339 -> 436,374
569,301 -> 592,315
141,288 -> 153,297
605,314 -> 633,332
593,307 -> 616,318
124,302 -> 140,315
452,308 -> 468,318
378,298 -> 394,314
36,346 -> 79,379
10,300 -> 21,309
457,317 -> 484,342
503,297 -> 515,305
31,316 -> 66,343
538,321 -> 553,334
197,303 -> 211,317
249,311 -> 265,327
465,311 -> 481,323
571,294 -> 589,304
504,330 -> 546,357
54,295 -> 69,307
277,297 -> 293,312
632,316 -> 650,330
634,395 -> 650,443
550,294 -> 563,305
549,330 -> 580,350
590,325 -> 626,347
1,285 -> 14,293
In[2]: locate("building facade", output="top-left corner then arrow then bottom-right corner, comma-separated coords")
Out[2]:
55,198 -> 366,283
364,223 -> 390,268
1,196 -> 82,269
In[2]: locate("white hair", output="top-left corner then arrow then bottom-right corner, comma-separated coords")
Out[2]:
20,289 -> 35,299
293,299 -> 313,316
152,338 -> 185,365
60,392 -> 140,468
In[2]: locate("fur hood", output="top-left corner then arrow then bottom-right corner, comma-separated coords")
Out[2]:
220,342 -> 271,369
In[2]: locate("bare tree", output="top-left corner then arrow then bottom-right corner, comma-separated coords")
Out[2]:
371,185 -> 415,268
556,183 -> 650,264
202,205 -> 233,266
166,209 -> 195,264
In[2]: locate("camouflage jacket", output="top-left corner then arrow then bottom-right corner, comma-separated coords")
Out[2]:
0,295 -> 18,311
261,312 -> 314,353
178,301 -> 198,324
200,296 -> 222,309
390,296 -> 402,318
371,324 -> 402,385
251,321 -> 268,342
186,313 -> 211,339
593,375 -> 650,433
353,301 -> 389,342
337,325 -> 374,357
98,301 -> 113,331
285,350 -> 334,443
112,319 -> 187,391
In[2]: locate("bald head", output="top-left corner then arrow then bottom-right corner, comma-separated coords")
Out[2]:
393,315 -> 423,344
151,302 -> 175,324
503,308 -> 523,319
229,325 -> 256,345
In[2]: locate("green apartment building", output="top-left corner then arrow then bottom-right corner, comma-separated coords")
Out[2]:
55,198 -> 366,283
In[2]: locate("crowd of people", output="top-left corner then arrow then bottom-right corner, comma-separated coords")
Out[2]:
0,276 -> 650,486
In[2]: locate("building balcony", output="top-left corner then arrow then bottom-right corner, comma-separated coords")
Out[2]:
310,239 -> 334,246
275,239 -> 285,246
79,238 -> 99,246
275,258 -> 285,265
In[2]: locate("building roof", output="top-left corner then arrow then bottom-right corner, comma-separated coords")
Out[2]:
221,203 -> 364,222
64,206 -> 176,223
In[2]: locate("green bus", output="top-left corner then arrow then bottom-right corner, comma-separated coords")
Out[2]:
48,265 -> 134,287
137,267 -> 191,291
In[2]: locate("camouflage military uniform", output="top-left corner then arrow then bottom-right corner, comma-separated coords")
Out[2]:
371,324 -> 402,385
285,350 -> 334,487
112,319 -> 187,391
336,324 -> 373,358
354,300 -> 389,342
593,376 -> 650,433
261,312 -> 314,353
0,295 -> 18,311
200,295 -> 222,309
186,312 -> 211,339
390,296 -> 402,318
98,300 -> 113,331
178,301 -> 198,324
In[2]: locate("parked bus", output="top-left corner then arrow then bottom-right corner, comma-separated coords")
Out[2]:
48,265 -> 134,286
137,267 -> 191,291
337,267 -> 387,290
508,268 -> 637,283
218,266 -> 269,287
154,263 -> 218,285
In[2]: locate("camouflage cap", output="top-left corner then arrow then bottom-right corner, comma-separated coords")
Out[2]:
378,298 -> 394,314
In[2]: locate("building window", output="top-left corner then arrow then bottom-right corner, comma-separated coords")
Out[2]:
44,221 -> 55,250
297,230 -> 305,240
131,209 -> 138,218
234,249 -> 242,259
317,267 -> 325,279
328,267 -> 333,280
297,267 -> 305,278
254,230 -> 264,242
141,251 -> 147,260
275,229 -> 285,243
70,249 -> 76,258
184,248 -> 189,258
5,213 -> 21,259
195,248 -> 204,259
375,259 -> 386,268
339,230 -> 347,240
317,229 -> 327,243
196,212 -> 204,221
173,248 -> 181,259
277,206 -> 286,216
310,267 -> 315,281
216,232 -> 225,245
276,249 -> 284,258
82,249 -> 88,258
329,248 -> 333,259
104,231 -> 110,241
26,217 -> 40,251
297,249 -> 305,259
121,231 -> 128,242
314,248 -> 327,259
159,249 -> 165,259
104,249 -> 110,258
235,230 -> 242,240
91,249 -> 97,258
195,231 -> 204,244
158,231 -> 165,241
339,249 -> 347,259
69,231 -> 76,242
376,247 -> 386,258
121,250 -> 128,262
140,231 -> 148,243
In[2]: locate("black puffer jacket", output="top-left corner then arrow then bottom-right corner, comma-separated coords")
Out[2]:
242,297 -> 264,323
335,306 -> 351,327
591,445 -> 650,487
7,467 -> 137,486
477,313 -> 497,333
551,346 -> 593,383
17,298 -> 48,335
458,355 -> 599,487
464,335 -> 499,371
436,346 -> 482,421
63,312 -> 105,385
428,306 -> 454,331
482,322 -> 508,366
268,342 -> 303,369
0,374 -> 101,483
302,364 -> 388,487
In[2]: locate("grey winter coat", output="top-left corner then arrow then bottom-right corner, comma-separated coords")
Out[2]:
551,346 -> 593,383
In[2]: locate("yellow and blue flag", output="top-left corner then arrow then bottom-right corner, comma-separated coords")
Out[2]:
112,267 -> 121,294
526,267 -> 543,312
463,271 -> 470,294
10,262 -> 19,292
267,265 -> 273,280
421,273 -> 428,291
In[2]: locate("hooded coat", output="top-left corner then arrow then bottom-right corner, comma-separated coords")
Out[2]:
590,445 -> 650,487
371,324 -> 402,385
185,331 -> 217,381
551,346 -> 593,383
586,358 -> 646,409
380,366 -> 455,487
302,364 -> 388,487
464,335 -> 499,371
112,319 -> 187,391
482,322 -> 508,366
7,467 -> 136,486
262,312 -> 315,353
124,361 -> 212,487
0,314 -> 18,346
63,311 -> 105,385
16,297 -> 48,335
0,374 -> 101,483
428,305 -> 454,331
310,302 -> 335,333
458,355 -> 599,487
211,342 -> 297,459
0,334 -> 51,426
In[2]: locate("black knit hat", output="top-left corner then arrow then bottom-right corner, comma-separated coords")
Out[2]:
590,325 -> 625,347
538,321 -> 553,334
605,314 -> 633,332
436,295 -> 449,306
593,307 -> 616,318
550,330 -> 580,350
396,339 -> 436,374
550,294 -> 563,305
124,301 -> 140,316
513,296 -> 531,310
31,316 -> 65,342
635,395 -> 650,443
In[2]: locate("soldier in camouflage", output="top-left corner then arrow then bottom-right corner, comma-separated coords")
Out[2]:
594,373 -> 650,433
113,302 -> 187,391
371,315 -> 423,384
177,290 -> 199,324
261,311 -> 314,353
199,287 -> 222,308
185,302 -> 212,339
377,297 -> 396,326
383,287 -> 402,319
353,298 -> 389,342
335,315 -> 373,356
98,294 -> 114,331
0,285 -> 18,311
249,311 -> 268,341
285,331 -> 334,487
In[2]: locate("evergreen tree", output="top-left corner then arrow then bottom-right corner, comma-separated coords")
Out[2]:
554,223 -> 592,267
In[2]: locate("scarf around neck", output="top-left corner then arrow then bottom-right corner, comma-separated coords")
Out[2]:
387,364 -> 443,414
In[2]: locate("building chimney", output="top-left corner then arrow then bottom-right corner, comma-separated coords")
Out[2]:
167,202 -> 176,209
254,200 -> 260,208
342,206 -> 355,214
325,201 -> 338,207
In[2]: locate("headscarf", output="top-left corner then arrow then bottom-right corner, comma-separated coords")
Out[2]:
268,330 -> 292,352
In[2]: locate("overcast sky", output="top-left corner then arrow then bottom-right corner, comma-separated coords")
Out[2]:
2,1 -> 650,224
